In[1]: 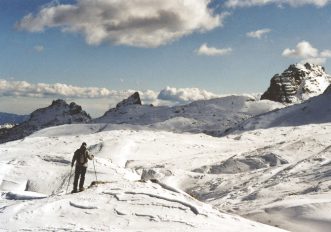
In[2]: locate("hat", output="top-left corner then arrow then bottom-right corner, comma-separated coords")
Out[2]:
82,142 -> 87,147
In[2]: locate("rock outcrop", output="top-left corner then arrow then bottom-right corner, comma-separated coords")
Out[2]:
116,92 -> 142,108
261,63 -> 331,103
324,84 -> 331,94
0,99 -> 91,144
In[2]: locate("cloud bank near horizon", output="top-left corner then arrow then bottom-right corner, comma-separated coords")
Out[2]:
0,79 -> 220,105
158,86 -> 220,103
17,0 -> 228,48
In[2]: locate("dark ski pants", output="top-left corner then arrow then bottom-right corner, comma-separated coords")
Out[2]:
73,165 -> 87,190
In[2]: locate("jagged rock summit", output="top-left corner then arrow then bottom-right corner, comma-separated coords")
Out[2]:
261,63 -> 331,103
116,92 -> 142,108
94,92 -> 143,123
0,99 -> 91,144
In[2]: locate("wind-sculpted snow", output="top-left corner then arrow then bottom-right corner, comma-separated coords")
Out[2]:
192,153 -> 288,174
69,201 -> 98,209
6,191 -> 47,200
0,127 -> 289,231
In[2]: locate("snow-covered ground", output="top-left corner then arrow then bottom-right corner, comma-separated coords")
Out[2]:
1,119 -> 331,231
1,91 -> 330,231
0,125 -> 288,231
0,124 -> 14,129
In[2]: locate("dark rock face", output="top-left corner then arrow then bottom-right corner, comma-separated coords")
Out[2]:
0,99 -> 91,144
261,63 -> 331,103
94,92 -> 143,123
324,84 -> 331,94
116,92 -> 142,108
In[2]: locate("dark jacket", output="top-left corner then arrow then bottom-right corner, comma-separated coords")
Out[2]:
72,146 -> 93,168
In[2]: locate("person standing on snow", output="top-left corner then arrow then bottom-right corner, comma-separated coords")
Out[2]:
71,142 -> 94,193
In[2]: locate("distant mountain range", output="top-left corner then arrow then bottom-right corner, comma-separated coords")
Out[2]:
0,100 -> 91,144
0,112 -> 29,125
1,62 -> 330,144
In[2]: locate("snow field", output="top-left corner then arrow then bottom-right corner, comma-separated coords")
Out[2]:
0,125 -> 289,231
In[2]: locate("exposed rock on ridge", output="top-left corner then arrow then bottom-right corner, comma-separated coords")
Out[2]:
261,63 -> 331,103
116,92 -> 142,108
324,84 -> 331,94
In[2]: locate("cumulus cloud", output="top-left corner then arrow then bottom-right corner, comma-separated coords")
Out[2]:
34,45 -> 44,52
0,79 -> 220,107
0,79 -> 131,98
225,0 -> 330,8
282,41 -> 319,58
157,86 -> 219,103
246,28 -> 271,39
17,0 -> 227,48
320,49 -> 331,57
282,41 -> 331,64
196,43 -> 232,56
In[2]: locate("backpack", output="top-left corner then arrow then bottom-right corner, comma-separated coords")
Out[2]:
75,148 -> 87,165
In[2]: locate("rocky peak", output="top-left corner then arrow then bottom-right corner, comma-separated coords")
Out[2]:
261,63 -> 331,103
51,99 -> 67,106
116,92 -> 142,108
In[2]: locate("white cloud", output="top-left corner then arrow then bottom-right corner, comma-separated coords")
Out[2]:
282,41 -> 319,58
0,79 -> 130,98
0,80 -> 220,105
246,28 -> 271,39
282,41 -> 331,64
196,43 -> 232,56
0,80 -> 222,117
34,45 -> 44,52
17,0 -> 227,48
157,86 -> 219,103
225,0 -> 330,8
321,49 -> 331,57
301,57 -> 327,65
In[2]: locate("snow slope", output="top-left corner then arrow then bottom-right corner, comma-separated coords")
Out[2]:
0,127 -> 286,232
94,95 -> 284,135
233,84 -> 331,131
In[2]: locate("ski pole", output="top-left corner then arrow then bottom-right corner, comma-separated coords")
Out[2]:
66,166 -> 73,194
92,158 -> 98,182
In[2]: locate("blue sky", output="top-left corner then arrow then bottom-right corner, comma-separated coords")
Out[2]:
1,0 -> 331,116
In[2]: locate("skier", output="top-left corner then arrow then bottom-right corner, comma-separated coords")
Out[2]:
71,142 -> 94,193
